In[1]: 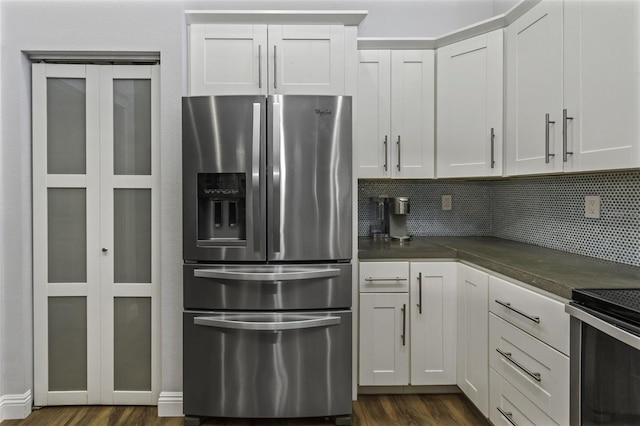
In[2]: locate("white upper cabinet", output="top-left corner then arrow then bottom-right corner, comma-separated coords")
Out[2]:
189,24 -> 268,96
505,0 -> 563,175
437,30 -> 503,178
506,0 -> 640,175
267,25 -> 345,95
356,50 -> 391,178
189,24 -> 346,96
356,50 -> 435,179
563,0 -> 640,172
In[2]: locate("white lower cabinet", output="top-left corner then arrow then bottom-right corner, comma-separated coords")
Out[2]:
490,368 -> 559,426
489,314 -> 569,426
456,264 -> 489,416
410,262 -> 457,385
359,292 -> 409,385
358,261 -> 456,387
489,276 -> 570,426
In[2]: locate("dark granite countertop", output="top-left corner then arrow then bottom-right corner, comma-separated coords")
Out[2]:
358,236 -> 640,299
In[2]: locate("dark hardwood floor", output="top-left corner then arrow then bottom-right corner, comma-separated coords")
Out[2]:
1,394 -> 489,425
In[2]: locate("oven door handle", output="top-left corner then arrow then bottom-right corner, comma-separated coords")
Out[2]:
566,303 -> 640,350
194,315 -> 341,331
194,268 -> 341,281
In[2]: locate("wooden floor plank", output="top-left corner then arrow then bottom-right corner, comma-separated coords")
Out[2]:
1,394 -> 489,425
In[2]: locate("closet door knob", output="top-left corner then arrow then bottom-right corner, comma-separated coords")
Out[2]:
102,248 -> 108,253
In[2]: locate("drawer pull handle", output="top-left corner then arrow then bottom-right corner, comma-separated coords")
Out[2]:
496,348 -> 542,382
497,407 -> 519,426
365,277 -> 408,282
495,299 -> 540,324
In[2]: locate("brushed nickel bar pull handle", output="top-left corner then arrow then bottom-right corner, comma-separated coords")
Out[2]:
195,315 -> 340,331
364,277 -> 408,282
495,299 -> 540,323
195,268 -> 340,281
401,304 -> 406,346
563,108 -> 573,162
383,135 -> 388,172
258,45 -> 262,89
272,101 -> 282,252
490,127 -> 496,169
496,348 -> 542,382
252,102 -> 261,251
545,113 -> 555,164
417,272 -> 423,314
396,135 -> 401,171
497,408 -> 519,426
273,45 -> 277,89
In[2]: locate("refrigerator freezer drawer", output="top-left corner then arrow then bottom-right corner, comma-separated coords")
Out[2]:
183,310 -> 352,419
183,263 -> 352,310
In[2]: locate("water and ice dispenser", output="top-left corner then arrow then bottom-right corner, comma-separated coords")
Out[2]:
197,173 -> 246,244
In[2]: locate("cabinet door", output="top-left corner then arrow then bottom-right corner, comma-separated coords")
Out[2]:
359,293 -> 409,386
505,0 -> 563,175
391,50 -> 435,178
189,24 -> 268,96
437,30 -> 503,178
268,25 -> 345,95
456,264 -> 489,416
563,0 -> 640,172
356,50 -> 391,178
410,262 -> 456,385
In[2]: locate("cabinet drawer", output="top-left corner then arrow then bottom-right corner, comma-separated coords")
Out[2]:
489,314 -> 569,426
359,261 -> 409,292
489,368 -> 559,426
489,276 -> 569,355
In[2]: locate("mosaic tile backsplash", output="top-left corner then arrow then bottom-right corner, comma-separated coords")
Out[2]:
358,171 -> 640,267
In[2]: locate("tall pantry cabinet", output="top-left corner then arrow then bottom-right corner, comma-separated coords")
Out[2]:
506,0 -> 640,175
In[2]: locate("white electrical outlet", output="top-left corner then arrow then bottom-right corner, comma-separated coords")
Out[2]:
442,195 -> 452,211
585,196 -> 601,219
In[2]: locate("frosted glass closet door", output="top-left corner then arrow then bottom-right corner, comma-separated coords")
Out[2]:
33,63 -> 159,406
99,66 -> 159,405
33,64 -> 101,406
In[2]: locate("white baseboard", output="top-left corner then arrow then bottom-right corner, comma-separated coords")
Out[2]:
0,390 -> 32,421
157,391 -> 183,417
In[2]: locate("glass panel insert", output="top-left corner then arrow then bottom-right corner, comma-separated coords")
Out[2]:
48,188 -> 87,283
113,79 -> 151,175
114,297 -> 151,391
114,189 -> 151,283
48,297 -> 87,391
47,78 -> 86,174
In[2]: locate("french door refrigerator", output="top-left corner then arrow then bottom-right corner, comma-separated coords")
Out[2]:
182,95 -> 352,425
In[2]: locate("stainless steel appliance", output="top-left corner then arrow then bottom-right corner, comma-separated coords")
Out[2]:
368,196 -> 411,241
566,289 -> 640,426
182,95 -> 352,426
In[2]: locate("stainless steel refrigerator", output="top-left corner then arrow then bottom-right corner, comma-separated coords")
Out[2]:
182,95 -> 352,425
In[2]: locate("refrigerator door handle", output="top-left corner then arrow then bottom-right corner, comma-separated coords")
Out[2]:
194,268 -> 341,281
272,101 -> 282,253
194,315 -> 341,331
252,102 -> 261,252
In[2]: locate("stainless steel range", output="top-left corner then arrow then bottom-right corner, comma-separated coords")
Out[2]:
182,95 -> 353,425
566,288 -> 640,425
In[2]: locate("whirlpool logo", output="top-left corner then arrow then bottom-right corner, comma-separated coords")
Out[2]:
315,108 -> 332,117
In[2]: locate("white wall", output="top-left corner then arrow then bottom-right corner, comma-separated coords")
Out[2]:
184,0 -> 501,37
0,0 -> 185,407
0,0 -> 517,415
